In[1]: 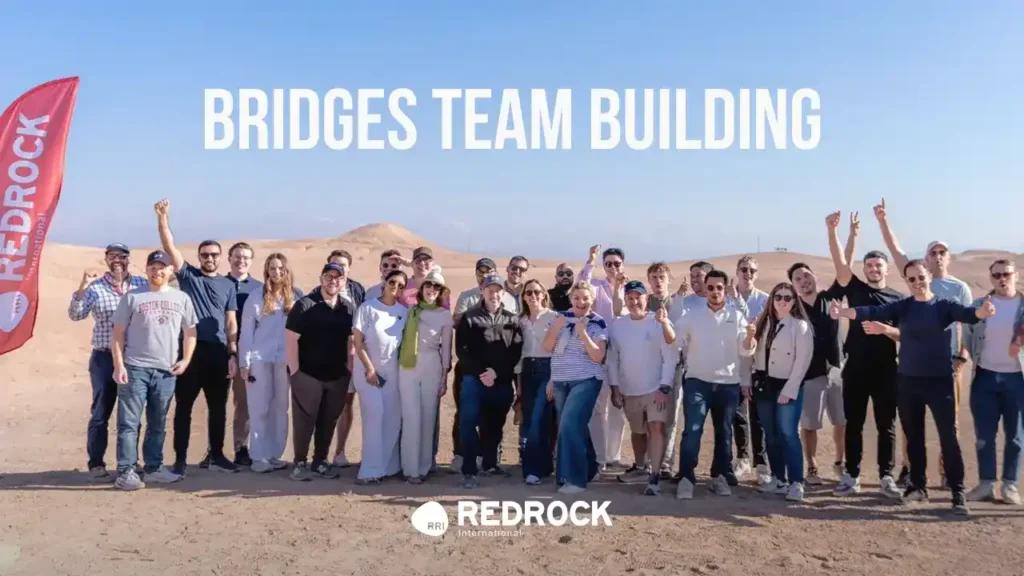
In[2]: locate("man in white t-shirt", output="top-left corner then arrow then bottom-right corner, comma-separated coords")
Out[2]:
608,281 -> 677,496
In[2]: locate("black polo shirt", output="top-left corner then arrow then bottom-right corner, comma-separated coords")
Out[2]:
801,287 -> 843,380
285,290 -> 355,382
548,286 -> 572,312
827,275 -> 904,373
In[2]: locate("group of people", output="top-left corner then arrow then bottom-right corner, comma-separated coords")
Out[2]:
69,199 -> 1024,516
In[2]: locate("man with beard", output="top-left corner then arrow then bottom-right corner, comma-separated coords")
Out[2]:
825,212 -> 904,498
503,256 -> 529,313
874,198 -> 973,487
788,262 -> 846,485
549,246 -> 599,312
69,243 -> 149,482
224,242 -> 261,468
154,199 -> 240,475
285,263 -> 356,481
674,270 -> 756,499
400,247 -> 449,309
110,250 -> 198,490
335,248 -> 403,468
731,256 -> 771,485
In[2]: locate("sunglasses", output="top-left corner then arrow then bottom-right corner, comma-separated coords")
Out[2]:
199,252 -> 221,259
105,253 -> 128,260
381,262 -> 401,270
556,270 -> 574,277
773,294 -> 794,302
422,281 -> 441,290
705,285 -> 725,292
906,274 -> 928,284
524,289 -> 544,297
992,271 -> 1016,280
476,268 -> 493,276
604,261 -> 623,268
740,267 -> 757,274
388,279 -> 407,289
509,265 -> 528,273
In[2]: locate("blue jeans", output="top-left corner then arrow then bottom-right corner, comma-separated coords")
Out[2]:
756,385 -> 806,484
459,375 -> 514,476
520,358 -> 554,478
970,367 -> 1024,483
552,377 -> 602,488
679,379 -> 740,484
87,350 -> 118,469
117,365 -> 176,473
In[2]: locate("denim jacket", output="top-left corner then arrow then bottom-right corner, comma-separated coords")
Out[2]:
964,291 -> 1024,376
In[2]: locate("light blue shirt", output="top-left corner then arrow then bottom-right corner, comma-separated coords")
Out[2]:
932,276 -> 973,356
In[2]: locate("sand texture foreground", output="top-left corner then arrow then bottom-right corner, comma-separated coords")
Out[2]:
2,224 -> 1023,575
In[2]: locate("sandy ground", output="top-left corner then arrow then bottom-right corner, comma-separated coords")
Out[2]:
2,224 -> 1023,575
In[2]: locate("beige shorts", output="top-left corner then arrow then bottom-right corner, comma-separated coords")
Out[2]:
624,390 -> 670,433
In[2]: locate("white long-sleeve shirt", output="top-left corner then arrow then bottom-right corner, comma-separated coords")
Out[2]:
751,317 -> 814,399
673,304 -> 754,384
239,293 -> 290,368
608,314 -> 677,396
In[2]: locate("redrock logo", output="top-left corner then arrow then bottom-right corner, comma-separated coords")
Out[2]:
410,500 -> 612,537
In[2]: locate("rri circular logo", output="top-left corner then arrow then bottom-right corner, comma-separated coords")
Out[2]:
410,501 -> 449,537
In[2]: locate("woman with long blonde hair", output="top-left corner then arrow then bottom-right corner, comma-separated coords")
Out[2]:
746,281 -> 813,502
238,253 -> 301,473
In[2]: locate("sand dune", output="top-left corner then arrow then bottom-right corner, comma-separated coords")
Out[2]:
0,223 -> 1021,575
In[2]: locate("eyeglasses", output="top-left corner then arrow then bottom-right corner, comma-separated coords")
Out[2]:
906,274 -> 928,283
199,252 -> 221,259
740,267 -> 757,274
604,261 -> 623,269
556,270 -> 574,277
509,265 -> 528,273
323,274 -> 343,283
524,289 -> 543,297
773,294 -> 793,302
992,271 -> 1016,280
388,279 -> 407,289
705,285 -> 725,292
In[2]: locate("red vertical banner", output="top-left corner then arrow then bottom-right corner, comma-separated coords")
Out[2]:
0,77 -> 80,355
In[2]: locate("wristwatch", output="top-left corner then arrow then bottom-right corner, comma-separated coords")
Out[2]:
659,385 -> 672,395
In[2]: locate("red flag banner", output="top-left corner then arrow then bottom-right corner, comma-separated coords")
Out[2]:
0,77 -> 80,355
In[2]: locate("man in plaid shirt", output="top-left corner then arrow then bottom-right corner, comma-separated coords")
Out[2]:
68,243 -> 149,482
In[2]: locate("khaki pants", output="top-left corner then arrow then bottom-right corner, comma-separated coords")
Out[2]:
900,363 -> 963,475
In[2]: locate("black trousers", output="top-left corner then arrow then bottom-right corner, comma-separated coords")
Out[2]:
452,361 -> 464,456
734,394 -> 766,467
898,374 -> 965,492
843,365 -> 898,479
290,371 -> 348,464
173,341 -> 230,462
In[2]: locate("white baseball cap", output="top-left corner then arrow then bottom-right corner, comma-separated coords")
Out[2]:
926,240 -> 950,254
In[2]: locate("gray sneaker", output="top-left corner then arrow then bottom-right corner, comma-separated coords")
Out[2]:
966,481 -> 996,502
461,474 -> 478,489
89,466 -> 113,483
144,466 -> 183,484
114,469 -> 145,491
676,477 -> 694,500
710,475 -> 732,496
618,465 -> 651,484
290,462 -> 313,482
312,461 -> 339,479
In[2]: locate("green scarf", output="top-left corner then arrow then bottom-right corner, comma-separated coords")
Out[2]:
400,301 -> 440,369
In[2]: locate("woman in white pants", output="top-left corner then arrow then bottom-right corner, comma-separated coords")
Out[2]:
239,253 -> 299,473
397,269 -> 453,483
352,269 -> 409,484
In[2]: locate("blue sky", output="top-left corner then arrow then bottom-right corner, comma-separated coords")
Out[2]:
2,1 -> 1021,261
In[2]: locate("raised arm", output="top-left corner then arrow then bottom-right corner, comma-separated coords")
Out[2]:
826,211 -> 853,287
154,199 -> 186,271
873,198 -> 909,274
68,274 -> 99,321
844,212 -> 859,266
577,244 -> 600,285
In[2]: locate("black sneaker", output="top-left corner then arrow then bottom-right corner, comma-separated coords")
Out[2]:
209,454 -> 239,473
481,466 -> 510,477
951,491 -> 970,516
461,474 -> 479,489
171,461 -> 187,477
644,474 -> 662,496
724,470 -> 739,487
902,485 -> 929,503
312,461 -> 339,479
897,465 -> 910,488
234,447 -> 252,467
198,451 -> 211,469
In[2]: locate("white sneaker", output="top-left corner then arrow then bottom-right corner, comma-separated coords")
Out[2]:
525,474 -> 541,485
710,475 -> 732,496
114,469 -> 145,491
756,464 -> 772,486
1002,483 -> 1021,505
733,458 -> 752,480
676,477 -> 694,500
966,481 -> 996,502
773,480 -> 791,495
144,466 -> 183,484
557,484 -> 585,495
786,482 -> 805,502
251,459 -> 274,474
759,477 -> 781,494
332,453 -> 352,468
834,474 -> 860,495
879,475 -> 901,499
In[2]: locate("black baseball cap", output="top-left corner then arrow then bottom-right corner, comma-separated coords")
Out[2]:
322,263 -> 346,275
413,247 -> 434,260
146,250 -> 172,266
476,258 -> 497,271
105,243 -> 130,254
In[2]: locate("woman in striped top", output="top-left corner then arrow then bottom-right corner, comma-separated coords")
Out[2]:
518,279 -> 560,485
542,281 -> 609,494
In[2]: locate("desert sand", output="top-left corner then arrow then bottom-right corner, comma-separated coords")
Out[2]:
1,222 -> 1022,576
